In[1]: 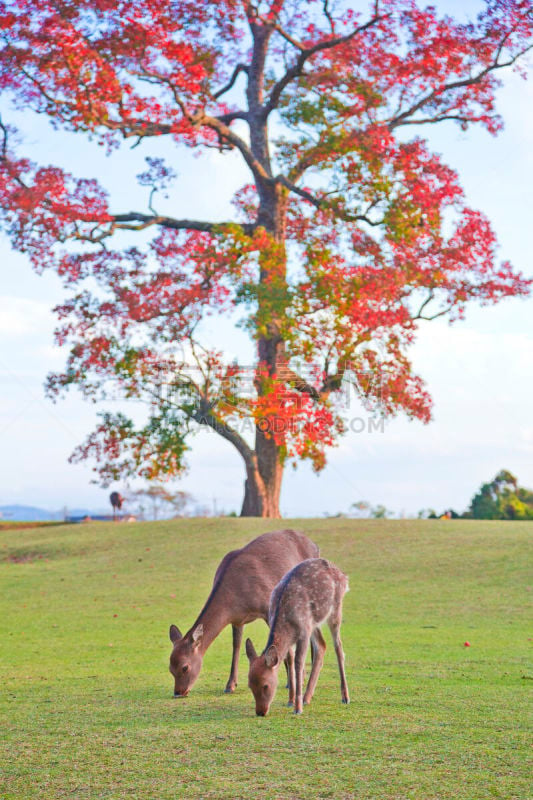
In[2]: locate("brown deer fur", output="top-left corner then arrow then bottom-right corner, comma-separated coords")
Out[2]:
246,557 -> 350,715
169,529 -> 319,697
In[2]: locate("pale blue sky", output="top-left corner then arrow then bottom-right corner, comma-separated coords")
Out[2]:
1,2 -> 532,516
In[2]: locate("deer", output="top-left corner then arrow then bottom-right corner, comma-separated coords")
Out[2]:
246,557 -> 350,716
168,529 -> 319,698
109,491 -> 124,521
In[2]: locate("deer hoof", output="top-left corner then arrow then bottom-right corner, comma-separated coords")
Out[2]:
342,698 -> 350,704
287,701 -> 294,707
224,686 -> 236,694
293,708 -> 303,715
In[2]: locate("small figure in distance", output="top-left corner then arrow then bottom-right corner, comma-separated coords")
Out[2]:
110,491 -> 124,521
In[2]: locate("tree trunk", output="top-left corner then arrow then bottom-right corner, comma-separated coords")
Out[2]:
239,26 -> 286,519
240,477 -> 281,517
238,324 -> 285,518
240,436 -> 283,518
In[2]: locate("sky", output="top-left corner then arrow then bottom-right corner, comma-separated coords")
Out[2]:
1,1 -> 532,517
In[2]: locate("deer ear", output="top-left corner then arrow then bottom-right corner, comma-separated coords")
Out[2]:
169,624 -> 182,643
265,645 -> 279,668
245,638 -> 257,661
191,624 -> 203,648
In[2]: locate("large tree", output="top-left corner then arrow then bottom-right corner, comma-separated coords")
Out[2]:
0,0 -> 531,517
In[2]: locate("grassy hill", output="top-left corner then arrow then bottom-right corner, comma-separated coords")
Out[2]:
1,518 -> 531,799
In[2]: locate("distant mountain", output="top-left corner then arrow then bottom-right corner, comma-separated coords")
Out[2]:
0,505 -> 104,521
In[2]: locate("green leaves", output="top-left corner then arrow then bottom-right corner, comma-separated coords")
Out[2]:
467,470 -> 533,520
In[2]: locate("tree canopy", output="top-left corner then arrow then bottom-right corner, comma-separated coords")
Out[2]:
467,469 -> 533,520
0,0 -> 531,515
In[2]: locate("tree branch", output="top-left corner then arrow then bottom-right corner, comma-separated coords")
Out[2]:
112,212 -> 253,235
145,359 -> 256,468
0,115 -> 9,161
276,176 -> 323,207
276,176 -> 385,226
323,0 -> 336,34
412,290 -> 435,320
264,11 -> 388,116
213,63 -> 249,100
192,402 -> 256,469
216,110 -> 249,125
200,112 -> 271,181
416,306 -> 454,321
411,291 -> 453,321
276,362 -> 319,399
388,41 -> 533,131
73,213 -> 253,245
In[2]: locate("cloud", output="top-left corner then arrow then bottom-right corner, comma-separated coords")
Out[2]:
0,296 -> 54,337
0,296 -> 67,376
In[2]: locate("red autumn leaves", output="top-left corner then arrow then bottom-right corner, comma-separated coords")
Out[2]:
0,1 -> 531,498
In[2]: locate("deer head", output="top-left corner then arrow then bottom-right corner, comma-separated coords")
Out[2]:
246,638 -> 280,716
168,624 -> 204,697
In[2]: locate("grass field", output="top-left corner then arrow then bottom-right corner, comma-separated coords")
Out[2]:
1,518 -> 531,800
0,521 -> 65,531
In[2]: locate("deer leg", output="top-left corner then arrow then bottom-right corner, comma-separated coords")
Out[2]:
224,624 -> 243,694
286,638 -> 314,689
328,616 -> 349,705
303,627 -> 326,706
284,648 -> 295,706
293,638 -> 309,714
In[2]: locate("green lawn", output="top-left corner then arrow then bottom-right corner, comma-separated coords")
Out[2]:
0,521 -> 65,531
1,518 -> 531,799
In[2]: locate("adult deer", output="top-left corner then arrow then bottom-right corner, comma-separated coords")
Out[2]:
246,557 -> 350,716
169,529 -> 319,697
